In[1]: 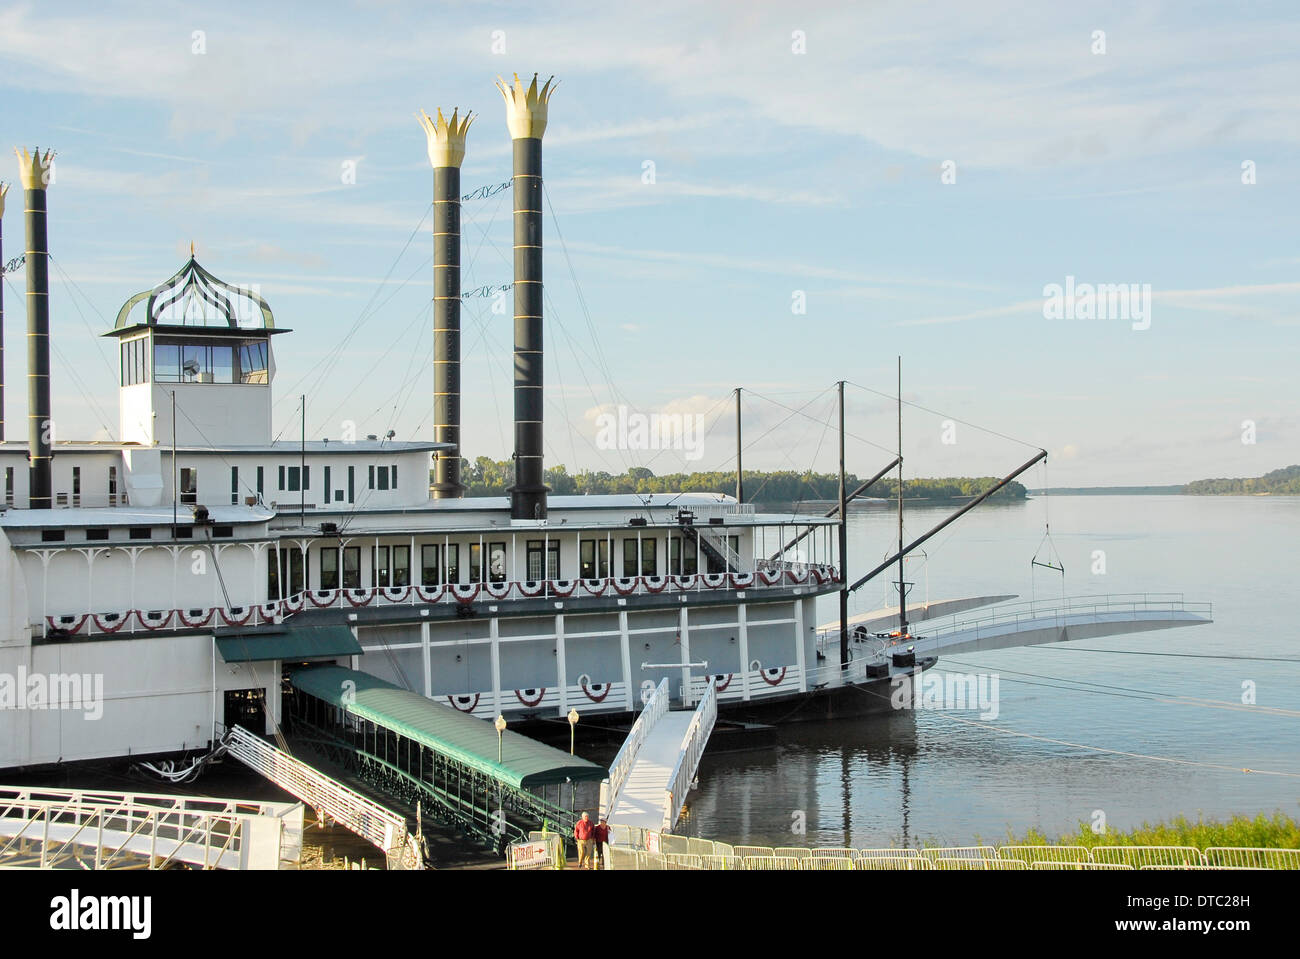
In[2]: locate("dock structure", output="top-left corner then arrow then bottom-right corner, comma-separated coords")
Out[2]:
603,678 -> 718,833
0,785 -> 303,870
283,665 -> 607,847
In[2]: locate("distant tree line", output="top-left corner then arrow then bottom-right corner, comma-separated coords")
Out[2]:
439,457 -> 1027,503
1183,464 -> 1300,495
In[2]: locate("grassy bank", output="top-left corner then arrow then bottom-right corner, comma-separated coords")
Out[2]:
1001,812 -> 1300,850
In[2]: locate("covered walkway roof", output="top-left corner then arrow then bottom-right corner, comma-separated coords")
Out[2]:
287,666 -> 606,788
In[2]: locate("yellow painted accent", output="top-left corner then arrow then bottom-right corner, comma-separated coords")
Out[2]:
417,108 -> 474,169
14,147 -> 55,191
496,73 -> 557,139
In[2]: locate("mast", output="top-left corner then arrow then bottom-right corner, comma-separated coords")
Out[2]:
896,357 -> 907,638
837,379 -> 849,670
300,395 -> 306,525
735,387 -> 742,504
171,390 -> 177,533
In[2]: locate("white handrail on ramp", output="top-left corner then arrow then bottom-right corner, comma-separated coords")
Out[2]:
601,677 -> 670,820
662,677 -> 717,833
223,725 -> 422,870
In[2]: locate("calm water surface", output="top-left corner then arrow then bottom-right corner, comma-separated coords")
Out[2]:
686,495 -> 1300,847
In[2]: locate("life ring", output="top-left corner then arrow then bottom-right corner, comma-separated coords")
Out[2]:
515,687 -> 546,707
447,693 -> 480,713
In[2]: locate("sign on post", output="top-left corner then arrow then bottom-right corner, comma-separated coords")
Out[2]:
509,840 -> 553,870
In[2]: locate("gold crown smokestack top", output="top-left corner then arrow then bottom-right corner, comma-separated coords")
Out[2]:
15,148 -> 54,508
0,180 -> 7,443
497,73 -> 556,522
418,107 -> 474,499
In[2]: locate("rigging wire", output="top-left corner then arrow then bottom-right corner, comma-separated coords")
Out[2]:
846,379 -> 1042,451
272,201 -> 434,431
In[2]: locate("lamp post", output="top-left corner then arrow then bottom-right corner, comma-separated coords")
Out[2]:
567,707 -> 579,755
495,713 -> 506,764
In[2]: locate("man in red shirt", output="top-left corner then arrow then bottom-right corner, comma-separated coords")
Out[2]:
574,811 -> 595,869
591,817 -> 611,869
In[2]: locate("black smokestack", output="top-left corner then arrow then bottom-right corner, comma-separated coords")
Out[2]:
16,148 -> 54,508
497,73 -> 555,521
418,108 -> 474,498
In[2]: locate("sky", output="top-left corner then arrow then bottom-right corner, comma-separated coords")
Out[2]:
0,0 -> 1296,488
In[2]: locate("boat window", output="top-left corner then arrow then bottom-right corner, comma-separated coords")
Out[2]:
320,548 -> 340,590
342,547 -> 361,589
420,545 -> 440,586
488,542 -> 507,583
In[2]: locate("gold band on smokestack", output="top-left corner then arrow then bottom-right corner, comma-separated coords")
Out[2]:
496,73 -> 556,521
15,147 -> 54,508
418,108 -> 474,498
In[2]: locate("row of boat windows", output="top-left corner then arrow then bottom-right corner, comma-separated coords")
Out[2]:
40,525 -> 236,542
120,336 -> 269,386
187,464 -> 399,506
267,535 -> 741,595
5,465 -> 122,509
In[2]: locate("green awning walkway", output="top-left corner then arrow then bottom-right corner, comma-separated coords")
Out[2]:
287,665 -> 606,789
215,625 -> 362,663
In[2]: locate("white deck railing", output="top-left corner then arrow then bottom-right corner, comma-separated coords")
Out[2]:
0,783 -> 302,870
601,678 -> 670,820
816,593 -> 1213,661
662,677 -> 717,833
223,725 -> 422,869
39,566 -> 840,638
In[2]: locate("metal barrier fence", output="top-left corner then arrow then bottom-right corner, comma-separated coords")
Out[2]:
602,838 -> 1300,871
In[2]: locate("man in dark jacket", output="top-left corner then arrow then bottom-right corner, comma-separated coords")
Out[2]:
574,811 -> 595,869
592,818 -> 611,868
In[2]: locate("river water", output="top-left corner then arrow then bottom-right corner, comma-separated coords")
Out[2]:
684,495 -> 1300,848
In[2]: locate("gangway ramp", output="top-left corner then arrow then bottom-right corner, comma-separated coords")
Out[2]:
605,678 -> 718,833
0,785 -> 303,870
